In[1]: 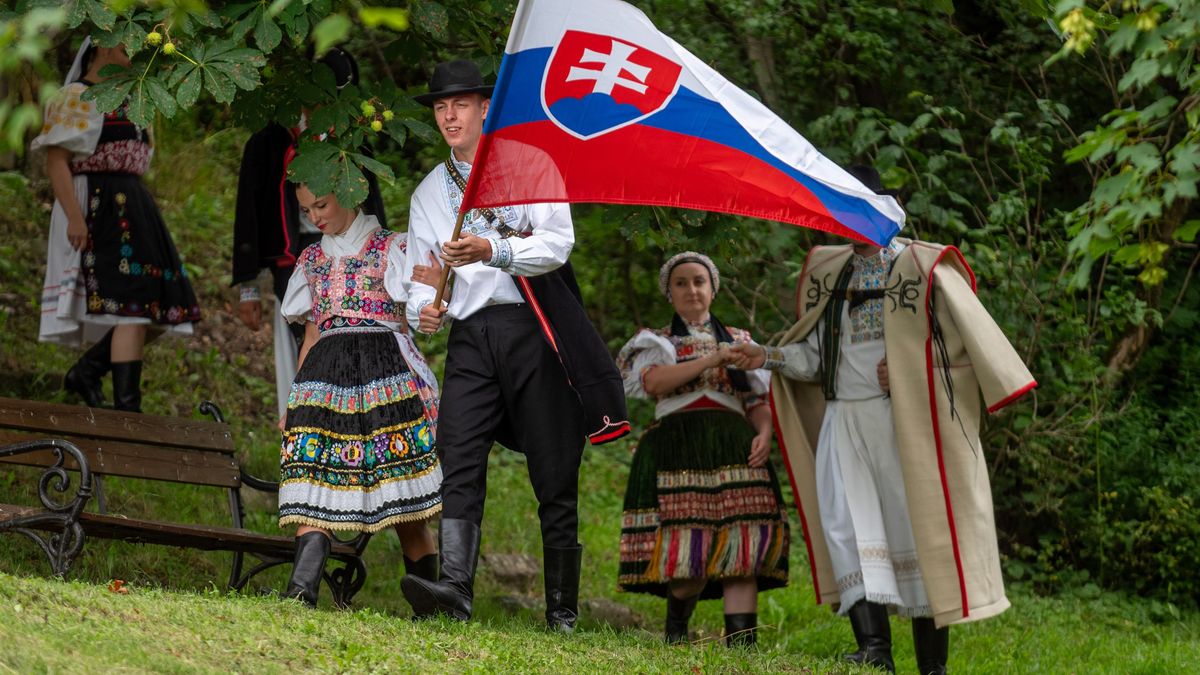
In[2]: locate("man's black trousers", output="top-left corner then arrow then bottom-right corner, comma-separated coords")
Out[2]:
438,303 -> 585,548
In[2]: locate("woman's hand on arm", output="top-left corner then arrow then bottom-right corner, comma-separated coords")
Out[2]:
46,147 -> 87,250
746,403 -> 774,468
642,348 -> 729,397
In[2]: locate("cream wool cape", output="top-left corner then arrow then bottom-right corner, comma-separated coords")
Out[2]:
769,239 -> 1036,628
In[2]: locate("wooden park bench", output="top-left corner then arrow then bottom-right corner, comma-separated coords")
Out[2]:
0,396 -> 369,607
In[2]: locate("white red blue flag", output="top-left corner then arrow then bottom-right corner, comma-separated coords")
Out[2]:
461,0 -> 905,246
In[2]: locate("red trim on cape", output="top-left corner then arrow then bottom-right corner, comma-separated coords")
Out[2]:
986,379 -> 1038,414
516,276 -> 560,353
589,422 -> 631,445
277,143 -> 298,268
768,387 -> 823,604
923,245 -> 972,619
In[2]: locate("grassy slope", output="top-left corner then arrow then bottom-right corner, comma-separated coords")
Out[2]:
0,121 -> 1198,672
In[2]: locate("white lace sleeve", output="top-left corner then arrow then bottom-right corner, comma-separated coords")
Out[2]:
616,330 -> 676,398
384,235 -> 409,303
765,329 -> 822,382
279,265 -> 313,324
30,83 -> 103,159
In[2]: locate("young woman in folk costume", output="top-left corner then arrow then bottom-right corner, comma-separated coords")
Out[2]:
34,38 -> 201,412
616,251 -> 789,646
277,183 -> 443,607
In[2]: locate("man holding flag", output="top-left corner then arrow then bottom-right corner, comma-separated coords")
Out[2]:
399,59 -> 628,632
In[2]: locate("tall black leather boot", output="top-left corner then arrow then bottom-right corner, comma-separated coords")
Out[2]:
403,553 -> 439,582
544,544 -> 582,633
401,519 -> 480,621
845,600 -> 895,672
110,360 -> 143,413
724,613 -> 758,648
285,531 -> 330,608
63,329 -> 113,407
913,618 -> 949,675
664,592 -> 699,644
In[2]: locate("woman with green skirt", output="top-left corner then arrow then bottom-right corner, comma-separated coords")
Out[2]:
616,251 -> 789,647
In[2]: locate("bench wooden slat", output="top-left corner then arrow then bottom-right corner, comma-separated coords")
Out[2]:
0,430 -> 240,488
0,397 -> 234,453
0,504 -> 357,558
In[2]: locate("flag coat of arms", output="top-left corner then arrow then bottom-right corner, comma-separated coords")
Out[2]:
462,0 -> 905,245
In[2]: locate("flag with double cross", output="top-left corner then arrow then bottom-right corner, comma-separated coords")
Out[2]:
462,0 -> 906,246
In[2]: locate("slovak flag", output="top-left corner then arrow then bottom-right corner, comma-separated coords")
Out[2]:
461,0 -> 905,245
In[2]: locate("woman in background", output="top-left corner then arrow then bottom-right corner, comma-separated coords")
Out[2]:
34,38 -> 200,412
616,251 -> 789,647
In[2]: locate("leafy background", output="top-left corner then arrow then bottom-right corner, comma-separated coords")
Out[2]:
0,0 -> 1197,624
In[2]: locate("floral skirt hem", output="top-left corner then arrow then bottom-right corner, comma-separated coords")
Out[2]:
278,503 -> 442,534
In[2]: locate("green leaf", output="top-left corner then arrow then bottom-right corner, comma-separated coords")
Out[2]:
255,11 -> 283,53
312,14 -> 352,56
203,68 -> 236,104
1092,172 -> 1134,206
410,0 -> 448,41
939,128 -> 963,146
1175,220 -> 1200,243
209,60 -> 261,91
288,140 -> 340,193
84,77 -> 135,114
144,76 -> 177,119
1118,57 -> 1161,92
401,118 -> 438,143
349,152 -> 395,184
231,5 -> 261,42
1169,142 -> 1200,174
384,123 -> 408,147
359,7 -> 410,31
175,67 -> 203,108
125,83 -> 153,128
1116,142 -> 1161,172
331,155 -> 369,208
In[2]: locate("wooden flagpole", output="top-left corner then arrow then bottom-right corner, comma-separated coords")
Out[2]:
432,209 -> 467,307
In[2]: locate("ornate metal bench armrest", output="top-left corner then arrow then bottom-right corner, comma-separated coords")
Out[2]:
0,438 -> 93,577
0,438 -> 93,516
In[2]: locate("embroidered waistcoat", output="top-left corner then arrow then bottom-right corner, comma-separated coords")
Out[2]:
299,230 -> 405,326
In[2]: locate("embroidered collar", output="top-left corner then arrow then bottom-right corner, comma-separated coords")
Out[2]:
850,239 -> 904,290
440,152 -> 519,237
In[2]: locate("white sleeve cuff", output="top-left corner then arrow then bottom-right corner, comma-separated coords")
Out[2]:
485,237 -> 513,269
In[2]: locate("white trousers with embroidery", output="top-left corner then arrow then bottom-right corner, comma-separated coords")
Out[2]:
817,396 -> 932,617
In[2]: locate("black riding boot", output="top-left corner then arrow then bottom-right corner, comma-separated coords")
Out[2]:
110,360 -> 142,413
913,618 -> 949,675
845,600 -> 895,672
401,519 -> 480,621
664,592 -> 699,644
724,613 -> 758,648
285,531 -> 330,608
544,544 -> 582,633
403,553 -> 439,582
63,329 -> 113,407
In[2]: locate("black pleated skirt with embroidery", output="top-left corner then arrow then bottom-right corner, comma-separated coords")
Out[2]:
618,408 -> 790,599
82,173 -> 200,324
279,317 -> 442,532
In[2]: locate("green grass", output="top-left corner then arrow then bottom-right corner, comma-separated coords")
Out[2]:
2,120 -> 1199,672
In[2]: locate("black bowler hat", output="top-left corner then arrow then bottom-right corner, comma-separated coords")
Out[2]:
320,47 -> 360,89
414,60 -> 494,106
847,164 -> 899,197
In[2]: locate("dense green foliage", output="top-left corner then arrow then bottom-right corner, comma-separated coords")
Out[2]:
1,0 -> 1197,613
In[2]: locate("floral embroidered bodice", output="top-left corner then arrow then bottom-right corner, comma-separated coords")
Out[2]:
300,230 -> 405,326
